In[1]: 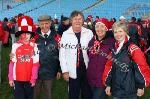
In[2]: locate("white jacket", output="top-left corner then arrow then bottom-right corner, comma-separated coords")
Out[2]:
59,26 -> 93,79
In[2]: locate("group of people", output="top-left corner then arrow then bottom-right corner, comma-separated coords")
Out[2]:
7,10 -> 150,99
8,14 -> 61,99
0,13 -> 25,47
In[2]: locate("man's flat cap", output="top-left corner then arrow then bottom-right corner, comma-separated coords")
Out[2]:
38,15 -> 51,21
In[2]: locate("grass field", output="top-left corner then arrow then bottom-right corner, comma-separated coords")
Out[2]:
0,45 -> 150,99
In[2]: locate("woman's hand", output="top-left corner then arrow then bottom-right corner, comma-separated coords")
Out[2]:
105,86 -> 111,96
137,88 -> 144,97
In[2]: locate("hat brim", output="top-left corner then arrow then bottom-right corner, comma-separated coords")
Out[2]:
15,31 -> 35,38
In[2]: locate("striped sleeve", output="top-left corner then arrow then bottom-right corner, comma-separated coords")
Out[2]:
129,44 -> 150,87
8,61 -> 14,81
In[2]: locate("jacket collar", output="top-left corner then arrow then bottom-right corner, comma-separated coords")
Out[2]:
38,29 -> 56,40
41,30 -> 51,37
114,35 -> 130,54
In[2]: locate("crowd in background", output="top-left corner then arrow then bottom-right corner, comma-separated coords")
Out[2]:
1,13 -> 150,52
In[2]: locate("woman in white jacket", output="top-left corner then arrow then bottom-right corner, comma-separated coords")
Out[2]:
59,11 -> 93,99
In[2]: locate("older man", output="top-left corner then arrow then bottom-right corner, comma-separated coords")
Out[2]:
59,11 -> 93,99
34,15 -> 61,99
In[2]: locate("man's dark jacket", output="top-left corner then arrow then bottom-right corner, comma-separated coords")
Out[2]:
36,29 -> 60,80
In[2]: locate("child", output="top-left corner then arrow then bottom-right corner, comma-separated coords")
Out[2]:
8,16 -> 39,99
103,21 -> 150,99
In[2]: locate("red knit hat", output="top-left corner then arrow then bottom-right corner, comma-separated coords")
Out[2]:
16,15 -> 35,37
87,15 -> 93,18
87,15 -> 93,21
142,19 -> 149,24
96,18 -> 109,30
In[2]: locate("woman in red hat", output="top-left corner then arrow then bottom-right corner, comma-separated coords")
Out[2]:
8,16 -> 39,99
87,18 -> 115,99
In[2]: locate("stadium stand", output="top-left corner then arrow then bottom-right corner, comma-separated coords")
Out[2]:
0,0 -> 150,22
84,0 -> 150,20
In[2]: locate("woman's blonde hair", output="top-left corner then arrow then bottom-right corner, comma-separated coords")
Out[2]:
112,21 -> 129,34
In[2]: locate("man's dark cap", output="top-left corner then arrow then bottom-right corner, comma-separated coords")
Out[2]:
62,17 -> 69,21
38,15 -> 51,21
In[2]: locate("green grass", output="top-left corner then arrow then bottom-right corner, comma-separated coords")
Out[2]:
0,46 -> 150,99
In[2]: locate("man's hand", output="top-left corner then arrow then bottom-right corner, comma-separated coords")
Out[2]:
105,86 -> 111,96
9,80 -> 15,87
137,88 -> 144,97
63,72 -> 69,81
56,72 -> 61,80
